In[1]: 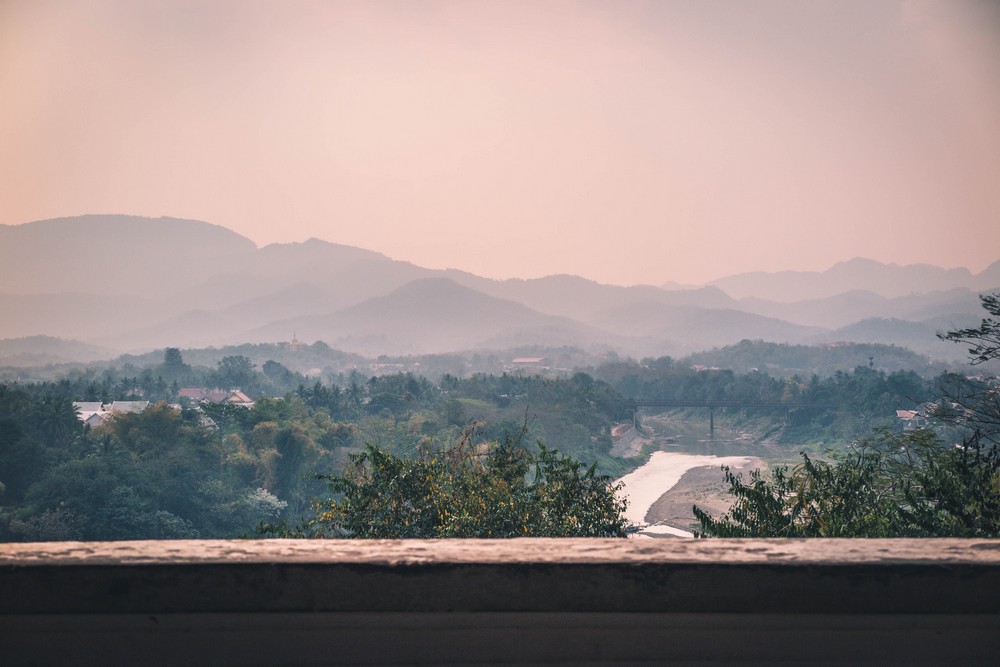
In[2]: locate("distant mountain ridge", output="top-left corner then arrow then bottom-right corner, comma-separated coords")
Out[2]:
1,214 -> 996,364
245,277 -> 608,355
709,257 -> 999,302
0,335 -> 114,366
0,215 -> 256,295
736,288 -> 986,329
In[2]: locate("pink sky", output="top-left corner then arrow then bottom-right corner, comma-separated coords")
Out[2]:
2,0 -> 998,286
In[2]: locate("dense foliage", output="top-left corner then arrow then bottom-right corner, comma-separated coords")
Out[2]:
594,355 -> 937,445
696,293 -> 1000,537
694,429 -> 1000,537
0,365 -> 632,540
0,391 -> 315,541
291,424 -> 628,538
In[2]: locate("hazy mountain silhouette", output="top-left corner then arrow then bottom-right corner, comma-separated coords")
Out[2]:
180,239 -> 430,311
444,272 -> 736,322
2,215 -> 996,362
0,215 -> 255,295
590,302 -> 822,350
108,283 -> 338,349
710,258 -> 983,302
813,317 -> 979,362
244,277 -> 608,355
737,288 -> 986,329
0,336 -> 115,366
0,291 -> 168,341
974,259 -> 1000,291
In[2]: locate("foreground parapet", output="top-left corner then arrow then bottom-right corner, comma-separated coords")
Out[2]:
3,538 -> 1000,665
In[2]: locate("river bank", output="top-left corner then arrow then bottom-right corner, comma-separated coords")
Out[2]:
616,451 -> 763,537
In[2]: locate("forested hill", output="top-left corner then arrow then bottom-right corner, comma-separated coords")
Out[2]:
678,340 -> 951,377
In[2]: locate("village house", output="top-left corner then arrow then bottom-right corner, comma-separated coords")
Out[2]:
108,401 -> 150,414
178,388 -> 255,409
73,400 -> 151,427
72,401 -> 107,427
510,357 -> 550,371
895,409 -> 921,431
222,390 -> 255,408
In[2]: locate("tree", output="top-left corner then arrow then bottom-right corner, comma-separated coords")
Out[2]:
0,417 -> 44,502
940,293 -> 1000,365
936,292 -> 1000,442
694,430 -> 932,537
163,347 -> 184,369
695,427 -> 1000,538
287,424 -> 629,538
904,429 -> 1000,536
696,293 -> 1000,538
214,355 -> 255,390
35,396 -> 80,447
159,347 -> 191,382
272,424 -> 315,514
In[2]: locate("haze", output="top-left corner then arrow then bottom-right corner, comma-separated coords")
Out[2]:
2,0 -> 998,286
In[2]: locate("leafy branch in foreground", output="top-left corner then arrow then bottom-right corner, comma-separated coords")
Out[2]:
695,429 -> 916,537
277,423 -> 628,538
939,292 -> 1000,366
697,293 -> 1000,538
695,428 -> 1000,538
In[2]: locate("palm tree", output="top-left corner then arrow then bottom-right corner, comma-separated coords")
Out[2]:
36,397 -> 80,446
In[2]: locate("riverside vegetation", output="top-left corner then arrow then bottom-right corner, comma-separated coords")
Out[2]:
695,293 -> 1000,537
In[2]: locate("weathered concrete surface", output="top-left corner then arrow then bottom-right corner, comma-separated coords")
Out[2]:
6,537 -> 1000,565
3,539 -> 1000,665
4,612 -> 999,666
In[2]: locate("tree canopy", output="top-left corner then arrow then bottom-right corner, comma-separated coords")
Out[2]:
272,424 -> 629,539
1,369 -> 632,541
695,428 -> 1000,537
696,293 -> 1000,538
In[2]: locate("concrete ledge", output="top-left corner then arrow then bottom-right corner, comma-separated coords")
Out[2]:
3,539 -> 1000,664
4,612 -> 999,666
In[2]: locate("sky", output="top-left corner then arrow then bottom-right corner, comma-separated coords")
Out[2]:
2,0 -> 999,286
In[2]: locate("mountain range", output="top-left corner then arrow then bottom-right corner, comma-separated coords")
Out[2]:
1,215 -> 997,364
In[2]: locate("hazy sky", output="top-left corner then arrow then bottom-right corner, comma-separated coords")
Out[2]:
2,0 -> 999,286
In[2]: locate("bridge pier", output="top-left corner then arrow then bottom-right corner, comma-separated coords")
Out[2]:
628,400 -> 835,442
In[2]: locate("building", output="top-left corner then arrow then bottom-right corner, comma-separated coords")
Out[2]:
108,401 -> 150,414
178,388 -> 254,408
510,357 -> 550,370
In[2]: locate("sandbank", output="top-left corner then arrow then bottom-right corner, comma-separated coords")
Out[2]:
616,451 -> 754,526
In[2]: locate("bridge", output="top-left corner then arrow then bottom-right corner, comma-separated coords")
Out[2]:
628,399 -> 837,437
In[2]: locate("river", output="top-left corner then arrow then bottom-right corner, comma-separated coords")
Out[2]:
615,451 -> 756,532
